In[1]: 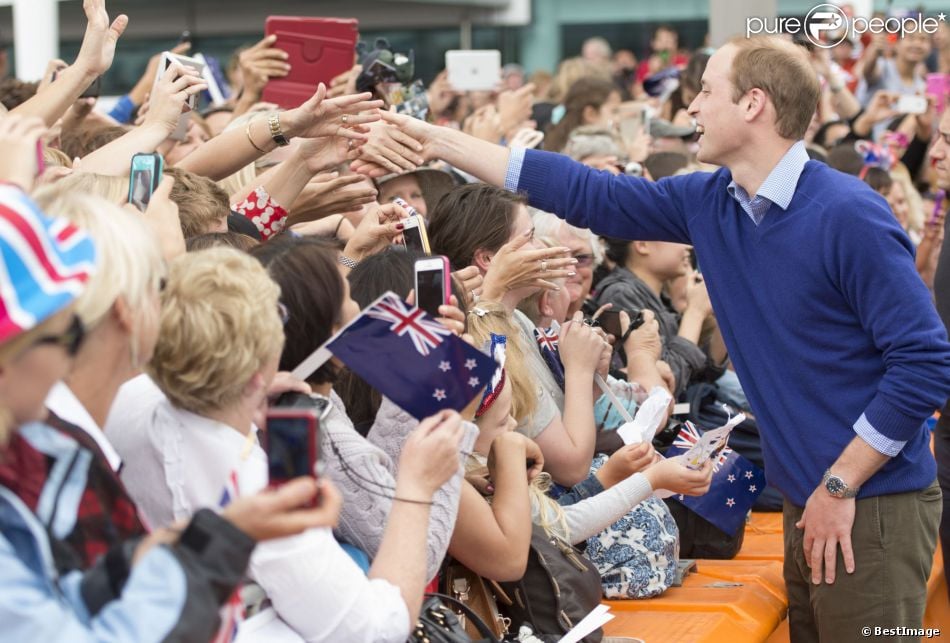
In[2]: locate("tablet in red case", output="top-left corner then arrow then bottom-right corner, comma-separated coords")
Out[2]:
262,16 -> 359,109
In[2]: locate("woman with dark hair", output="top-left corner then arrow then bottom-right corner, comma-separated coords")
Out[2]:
543,77 -> 621,154
428,183 -> 608,487
253,236 -> 475,596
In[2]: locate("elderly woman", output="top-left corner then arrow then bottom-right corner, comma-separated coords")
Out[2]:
108,246 -> 461,642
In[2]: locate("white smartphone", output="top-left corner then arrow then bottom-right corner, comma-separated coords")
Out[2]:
896,94 -> 927,115
154,51 -> 207,141
414,256 -> 451,317
445,50 -> 501,91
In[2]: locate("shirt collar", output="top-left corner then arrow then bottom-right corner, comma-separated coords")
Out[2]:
45,381 -> 123,472
727,140 -> 809,211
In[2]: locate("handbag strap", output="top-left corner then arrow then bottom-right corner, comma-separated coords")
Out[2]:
424,592 -> 502,643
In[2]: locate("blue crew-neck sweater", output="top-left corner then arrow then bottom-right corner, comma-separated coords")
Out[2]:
515,148 -> 950,506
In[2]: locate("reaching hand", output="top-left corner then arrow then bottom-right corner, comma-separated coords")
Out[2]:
350,110 -> 437,178
289,173 -> 378,221
463,105 -> 503,143
0,114 -> 48,191
452,266 -> 483,308
283,84 -> 383,141
239,35 -> 291,101
297,135 -> 364,175
496,84 -> 535,139
356,118 -> 426,174
222,477 -> 343,541
328,64 -> 362,99
342,201 -> 410,261
75,0 -> 128,77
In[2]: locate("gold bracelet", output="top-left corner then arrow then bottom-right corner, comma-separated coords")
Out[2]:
245,117 -> 268,154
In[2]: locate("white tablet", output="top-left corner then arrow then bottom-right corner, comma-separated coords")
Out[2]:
445,50 -> 501,91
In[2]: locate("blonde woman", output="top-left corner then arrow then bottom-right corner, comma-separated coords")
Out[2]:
108,246 -> 461,642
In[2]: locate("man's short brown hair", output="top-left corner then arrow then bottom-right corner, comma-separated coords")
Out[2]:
163,166 -> 230,238
729,36 -> 820,141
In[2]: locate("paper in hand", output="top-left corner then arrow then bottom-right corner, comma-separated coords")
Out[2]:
617,386 -> 672,445
679,410 -> 746,470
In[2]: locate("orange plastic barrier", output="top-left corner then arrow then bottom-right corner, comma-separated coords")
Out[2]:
602,512 -> 948,642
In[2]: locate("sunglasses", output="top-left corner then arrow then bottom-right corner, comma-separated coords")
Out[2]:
32,314 -> 86,357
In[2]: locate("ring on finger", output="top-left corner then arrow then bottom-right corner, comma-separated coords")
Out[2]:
540,259 -> 548,272
471,290 -> 479,303
342,114 -> 349,125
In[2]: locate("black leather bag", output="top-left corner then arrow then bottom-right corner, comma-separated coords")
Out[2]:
409,592 -> 501,643
494,524 -> 604,643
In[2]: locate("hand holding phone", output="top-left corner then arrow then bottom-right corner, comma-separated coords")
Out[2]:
395,197 -> 432,254
414,256 -> 451,317
896,94 -> 927,115
265,399 -> 327,506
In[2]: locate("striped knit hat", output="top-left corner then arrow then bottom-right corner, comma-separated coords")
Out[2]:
0,185 -> 96,345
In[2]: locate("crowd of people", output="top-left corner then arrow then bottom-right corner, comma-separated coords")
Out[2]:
0,1 -> 949,641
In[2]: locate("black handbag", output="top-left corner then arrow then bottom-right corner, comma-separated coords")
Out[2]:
494,524 -> 604,643
409,592 -> 501,643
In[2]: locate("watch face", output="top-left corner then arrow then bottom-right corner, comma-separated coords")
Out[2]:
826,476 -> 846,496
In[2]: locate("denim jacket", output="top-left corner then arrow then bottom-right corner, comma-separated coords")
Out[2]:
0,422 -> 254,642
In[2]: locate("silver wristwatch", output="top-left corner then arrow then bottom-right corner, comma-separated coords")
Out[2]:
822,469 -> 859,499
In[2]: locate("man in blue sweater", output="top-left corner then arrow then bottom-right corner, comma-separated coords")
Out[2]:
367,34 -> 950,640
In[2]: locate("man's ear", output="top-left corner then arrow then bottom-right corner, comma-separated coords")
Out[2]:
473,248 -> 493,274
744,88 -> 768,124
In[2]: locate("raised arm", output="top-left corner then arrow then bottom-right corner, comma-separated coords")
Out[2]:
13,0 -> 127,126
177,84 -> 383,181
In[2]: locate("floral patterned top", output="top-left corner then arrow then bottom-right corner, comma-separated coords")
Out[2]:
232,186 -> 288,240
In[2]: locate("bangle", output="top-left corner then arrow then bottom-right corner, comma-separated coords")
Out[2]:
269,112 -> 290,147
245,118 -> 268,154
338,254 -> 359,269
392,496 -> 434,506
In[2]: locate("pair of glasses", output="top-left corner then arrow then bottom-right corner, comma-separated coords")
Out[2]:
573,253 -> 594,267
32,314 -> 86,357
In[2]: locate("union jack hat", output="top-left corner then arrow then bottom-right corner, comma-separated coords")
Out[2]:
0,185 -> 96,345
476,333 -> 507,418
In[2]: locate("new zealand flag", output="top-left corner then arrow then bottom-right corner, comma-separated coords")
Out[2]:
294,292 -> 498,420
533,321 -> 565,390
665,422 -> 767,536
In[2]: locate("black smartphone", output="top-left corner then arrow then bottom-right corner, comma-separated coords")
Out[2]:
598,309 -> 624,339
264,408 -> 321,505
128,153 -> 164,212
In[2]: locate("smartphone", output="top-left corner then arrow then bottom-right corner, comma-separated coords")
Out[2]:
154,51 -> 206,140
264,408 -> 321,503
597,309 -> 645,339
445,50 -> 501,91
128,153 -> 164,212
402,215 -> 431,255
414,255 -> 451,317
896,94 -> 927,115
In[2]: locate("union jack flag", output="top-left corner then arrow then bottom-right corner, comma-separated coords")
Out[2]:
0,186 -> 96,344
366,295 -> 452,356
